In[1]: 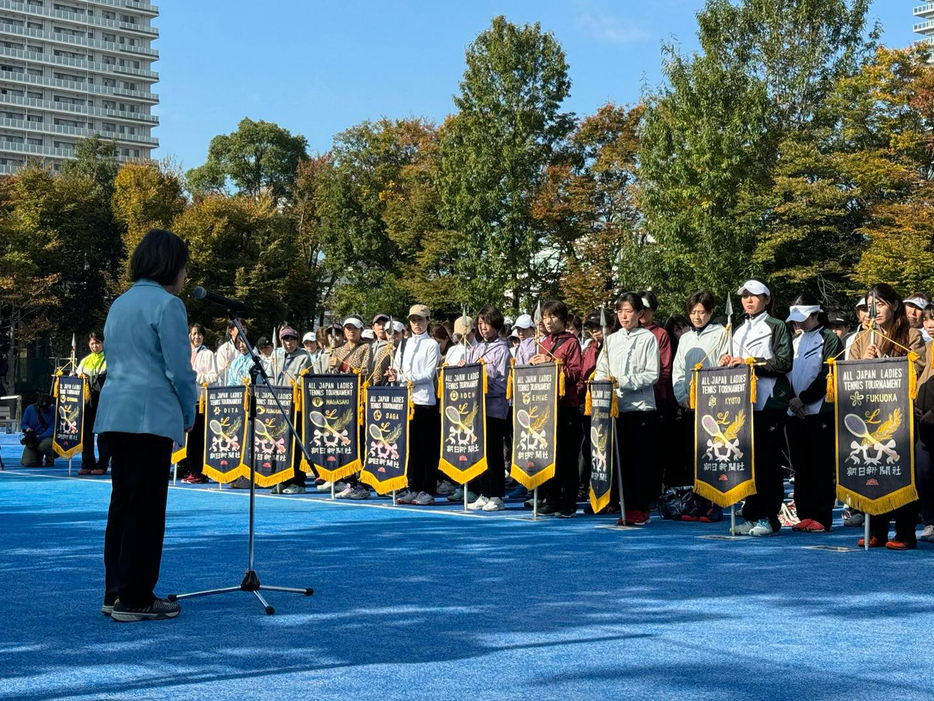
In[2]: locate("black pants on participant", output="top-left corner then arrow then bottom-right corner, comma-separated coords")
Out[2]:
741,410 -> 786,532
788,412 -> 835,529
544,406 -> 583,513
178,411 -> 205,478
409,404 -> 440,495
480,416 -> 508,499
613,411 -> 659,514
103,432 -> 172,608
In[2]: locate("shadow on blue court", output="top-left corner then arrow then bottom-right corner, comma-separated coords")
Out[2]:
2,435 -> 934,701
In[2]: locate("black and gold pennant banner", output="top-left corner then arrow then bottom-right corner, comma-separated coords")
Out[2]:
832,357 -> 916,515
53,374 -> 86,459
438,363 -> 487,484
510,363 -> 559,490
693,365 -> 756,507
360,384 -> 412,494
300,373 -> 362,482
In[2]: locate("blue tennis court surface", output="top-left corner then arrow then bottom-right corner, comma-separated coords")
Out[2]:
2,435 -> 933,701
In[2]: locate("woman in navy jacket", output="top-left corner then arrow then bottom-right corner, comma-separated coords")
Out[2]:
95,228 -> 198,623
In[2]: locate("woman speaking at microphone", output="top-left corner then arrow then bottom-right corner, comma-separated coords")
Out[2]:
95,228 -> 198,622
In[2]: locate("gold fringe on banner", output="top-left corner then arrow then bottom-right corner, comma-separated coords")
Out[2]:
359,470 -> 409,495
693,478 -> 757,510
589,483 -> 612,515
836,484 -> 919,516
825,358 -> 836,403
252,465 -> 296,488
745,358 -> 757,404
510,462 -> 555,491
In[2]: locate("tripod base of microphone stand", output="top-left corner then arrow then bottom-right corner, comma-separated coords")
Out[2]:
167,570 -> 314,615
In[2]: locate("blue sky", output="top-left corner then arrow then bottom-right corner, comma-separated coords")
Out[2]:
152,0 -> 911,170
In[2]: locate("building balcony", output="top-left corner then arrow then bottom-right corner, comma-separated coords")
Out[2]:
0,45 -> 158,81
0,21 -> 158,60
0,92 -> 157,124
0,69 -> 159,102
0,0 -> 158,38
915,19 -> 934,33
915,3 -> 934,18
84,0 -> 158,18
0,114 -> 158,145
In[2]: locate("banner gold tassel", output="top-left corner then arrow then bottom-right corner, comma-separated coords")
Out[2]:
83,378 -> 90,403
909,352 -> 919,400
825,358 -> 836,403
745,358 -> 757,404
481,359 -> 488,394
689,363 -> 702,410
292,379 -> 301,408
557,361 -> 565,398
408,387 -> 415,420
506,359 -> 515,401
242,379 -> 250,411
584,385 -> 592,416
437,372 -> 443,400
610,381 -> 619,418
199,385 -> 206,414
360,383 -> 368,426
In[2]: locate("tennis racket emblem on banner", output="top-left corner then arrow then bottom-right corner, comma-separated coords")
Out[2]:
203,385 -> 249,483
251,385 -> 295,487
438,363 -> 487,483
300,374 -> 362,481
510,363 -> 559,490
360,383 -> 411,494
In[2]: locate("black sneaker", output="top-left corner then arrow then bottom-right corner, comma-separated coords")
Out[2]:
101,597 -> 117,617
111,597 -> 181,623
538,501 -> 558,515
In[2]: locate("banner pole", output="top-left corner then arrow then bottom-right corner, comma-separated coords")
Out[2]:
392,489 -> 396,506
464,483 -> 468,512
864,515 -> 870,551
730,503 -> 736,536
68,456 -> 72,477
612,415 -> 626,526
331,482 -> 335,500
173,460 -> 178,485
533,486 -> 538,521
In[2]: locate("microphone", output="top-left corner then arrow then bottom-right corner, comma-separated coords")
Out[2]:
192,286 -> 246,313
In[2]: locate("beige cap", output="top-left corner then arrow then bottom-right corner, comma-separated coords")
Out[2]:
408,304 -> 430,320
454,316 -> 474,336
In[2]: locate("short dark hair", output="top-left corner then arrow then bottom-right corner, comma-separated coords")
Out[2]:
639,290 -> 658,312
476,306 -> 505,331
541,300 -> 569,324
88,331 -> 104,343
189,323 -> 206,336
130,228 -> 188,286
615,292 -> 645,313
687,290 -> 715,314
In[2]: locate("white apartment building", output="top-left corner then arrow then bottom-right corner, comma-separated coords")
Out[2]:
914,2 -> 934,55
0,0 -> 158,174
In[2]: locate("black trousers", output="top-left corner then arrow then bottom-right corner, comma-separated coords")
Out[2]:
480,416 -> 508,499
788,412 -> 836,528
82,392 -> 111,470
612,411 -> 659,514
741,410 -> 786,531
579,411 -> 591,489
916,440 -> 934,527
178,411 -> 205,477
104,432 -> 172,608
543,406 -> 583,513
409,404 -> 440,495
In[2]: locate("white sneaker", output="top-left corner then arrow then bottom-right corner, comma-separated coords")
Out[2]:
749,518 -> 775,537
482,497 -> 505,512
467,495 -> 489,511
733,520 -> 757,536
437,480 -> 455,496
334,484 -> 353,499
316,481 -> 332,491
920,524 -> 934,542
413,491 -> 435,506
395,489 -> 418,504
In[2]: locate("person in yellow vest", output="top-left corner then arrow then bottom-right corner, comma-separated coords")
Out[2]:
77,331 -> 111,476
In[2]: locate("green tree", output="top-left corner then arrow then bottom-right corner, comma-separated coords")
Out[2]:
438,16 -> 574,310
187,118 -> 308,201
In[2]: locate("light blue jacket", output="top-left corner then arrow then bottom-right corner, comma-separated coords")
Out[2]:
95,279 -> 198,445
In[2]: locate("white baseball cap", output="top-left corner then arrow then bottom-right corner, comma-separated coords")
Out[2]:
391,320 -> 405,333
787,305 -> 821,323
737,279 -> 770,296
302,332 -> 315,343
513,314 -> 534,329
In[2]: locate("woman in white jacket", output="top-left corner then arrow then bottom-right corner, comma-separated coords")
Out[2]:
181,323 -> 218,483
671,291 -> 729,522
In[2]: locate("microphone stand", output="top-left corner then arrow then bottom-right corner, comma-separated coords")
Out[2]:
169,312 -> 316,615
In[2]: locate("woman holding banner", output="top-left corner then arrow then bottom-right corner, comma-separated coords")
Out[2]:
77,331 -> 111,476
596,292 -> 660,525
671,291 -> 728,522
785,294 -> 843,534
179,323 -> 217,484
849,284 -> 926,549
96,228 -> 197,622
465,306 -> 510,512
719,279 -> 793,538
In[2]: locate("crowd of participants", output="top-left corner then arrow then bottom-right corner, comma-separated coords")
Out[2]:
28,280 -> 934,550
